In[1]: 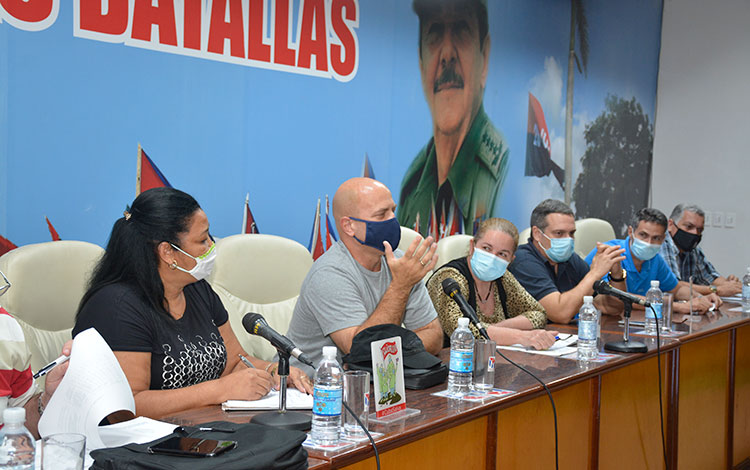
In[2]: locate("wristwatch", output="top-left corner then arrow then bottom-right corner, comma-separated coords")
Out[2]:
710,285 -> 718,294
608,269 -> 627,283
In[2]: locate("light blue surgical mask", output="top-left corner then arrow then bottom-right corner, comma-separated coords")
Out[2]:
540,232 -> 575,263
630,236 -> 661,261
470,247 -> 509,282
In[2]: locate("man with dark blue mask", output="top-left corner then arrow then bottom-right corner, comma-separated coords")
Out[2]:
286,178 -> 443,375
510,199 -> 626,324
585,208 -> 722,315
659,204 -> 742,297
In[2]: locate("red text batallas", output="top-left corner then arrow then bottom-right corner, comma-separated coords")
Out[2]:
1,0 -> 360,82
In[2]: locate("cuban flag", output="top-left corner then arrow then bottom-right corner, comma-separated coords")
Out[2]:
307,198 -> 325,260
136,144 -> 172,196
325,194 -> 337,250
362,153 -> 376,179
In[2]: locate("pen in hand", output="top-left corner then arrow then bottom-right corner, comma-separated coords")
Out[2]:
238,354 -> 256,369
239,354 -> 281,392
33,354 -> 70,379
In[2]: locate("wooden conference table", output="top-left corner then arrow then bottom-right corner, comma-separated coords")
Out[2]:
165,304 -> 750,470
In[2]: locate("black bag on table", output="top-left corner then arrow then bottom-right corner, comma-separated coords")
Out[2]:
90,421 -> 308,470
342,324 -> 448,390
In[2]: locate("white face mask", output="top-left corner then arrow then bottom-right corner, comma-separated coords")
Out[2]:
170,242 -> 217,281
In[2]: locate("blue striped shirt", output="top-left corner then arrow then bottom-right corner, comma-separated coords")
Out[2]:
659,232 -> 720,285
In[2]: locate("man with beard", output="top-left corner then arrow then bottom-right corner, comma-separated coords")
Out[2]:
397,0 -> 508,236
659,203 -> 742,296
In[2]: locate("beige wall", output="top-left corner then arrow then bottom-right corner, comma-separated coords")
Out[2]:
652,0 -> 750,277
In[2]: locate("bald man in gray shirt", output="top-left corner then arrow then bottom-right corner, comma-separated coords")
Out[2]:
286,177 -> 443,375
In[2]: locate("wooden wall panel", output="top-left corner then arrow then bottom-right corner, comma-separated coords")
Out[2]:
340,417 -> 488,470
599,355 -> 668,469
678,332 -> 730,470
496,379 -> 595,470
734,325 -> 750,466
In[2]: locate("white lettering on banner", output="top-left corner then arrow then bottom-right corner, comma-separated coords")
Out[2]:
66,0 -> 360,82
0,0 -> 60,32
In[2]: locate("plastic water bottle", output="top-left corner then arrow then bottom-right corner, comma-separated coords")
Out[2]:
311,346 -> 343,445
577,296 -> 598,361
742,267 -> 750,313
447,317 -> 474,396
645,280 -> 664,334
0,407 -> 35,469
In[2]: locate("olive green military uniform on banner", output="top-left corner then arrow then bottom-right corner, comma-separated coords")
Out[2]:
397,106 -> 509,235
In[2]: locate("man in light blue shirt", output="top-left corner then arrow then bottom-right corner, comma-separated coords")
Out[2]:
584,208 -> 721,315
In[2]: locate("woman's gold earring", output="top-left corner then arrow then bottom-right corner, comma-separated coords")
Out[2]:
170,261 -> 178,270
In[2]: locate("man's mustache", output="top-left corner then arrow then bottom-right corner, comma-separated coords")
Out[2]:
433,64 -> 464,93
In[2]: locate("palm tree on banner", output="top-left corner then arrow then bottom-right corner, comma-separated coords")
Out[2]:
564,0 -> 589,204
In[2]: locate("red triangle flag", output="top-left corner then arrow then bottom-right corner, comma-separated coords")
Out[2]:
242,193 -> 260,234
137,145 -> 172,196
45,216 -> 61,241
0,234 -> 17,256
307,199 -> 325,260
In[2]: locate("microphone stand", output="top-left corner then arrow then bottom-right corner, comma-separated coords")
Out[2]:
252,350 -> 312,431
604,299 -> 647,353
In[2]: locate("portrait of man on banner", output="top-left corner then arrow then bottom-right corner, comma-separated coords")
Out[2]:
398,0 -> 509,237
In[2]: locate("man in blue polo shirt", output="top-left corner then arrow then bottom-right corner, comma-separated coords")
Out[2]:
510,199 -> 626,323
584,208 -> 721,314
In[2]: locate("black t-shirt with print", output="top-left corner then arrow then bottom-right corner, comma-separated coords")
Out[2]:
74,280 -> 228,390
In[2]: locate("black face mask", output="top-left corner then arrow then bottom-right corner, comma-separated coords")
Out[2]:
673,227 -> 701,251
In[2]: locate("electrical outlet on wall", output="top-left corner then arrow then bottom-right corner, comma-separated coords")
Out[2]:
712,211 -> 724,227
725,212 -> 736,228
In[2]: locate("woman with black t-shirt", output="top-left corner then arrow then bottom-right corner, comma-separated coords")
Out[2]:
74,187 -> 312,418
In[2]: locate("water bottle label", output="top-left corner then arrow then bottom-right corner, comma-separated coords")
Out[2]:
313,385 -> 342,416
646,303 -> 663,319
743,285 -> 750,299
578,320 -> 597,341
449,349 -> 473,373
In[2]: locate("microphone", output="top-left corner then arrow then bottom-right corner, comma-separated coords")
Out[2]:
441,278 -> 490,340
593,280 -> 650,307
242,313 -> 314,367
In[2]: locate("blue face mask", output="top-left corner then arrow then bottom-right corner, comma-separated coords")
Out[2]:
349,216 -> 401,252
540,232 -> 575,263
470,247 -> 509,282
630,236 -> 661,261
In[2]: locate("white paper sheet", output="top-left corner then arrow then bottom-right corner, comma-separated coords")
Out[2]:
222,388 -> 313,411
496,334 -> 579,357
34,418 -> 175,470
38,328 -> 136,449
97,416 -> 176,448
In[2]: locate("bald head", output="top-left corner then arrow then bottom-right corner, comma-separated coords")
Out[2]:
333,178 -> 389,225
333,177 -> 397,236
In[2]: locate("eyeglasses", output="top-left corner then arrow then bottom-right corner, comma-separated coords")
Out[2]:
0,269 -> 10,298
